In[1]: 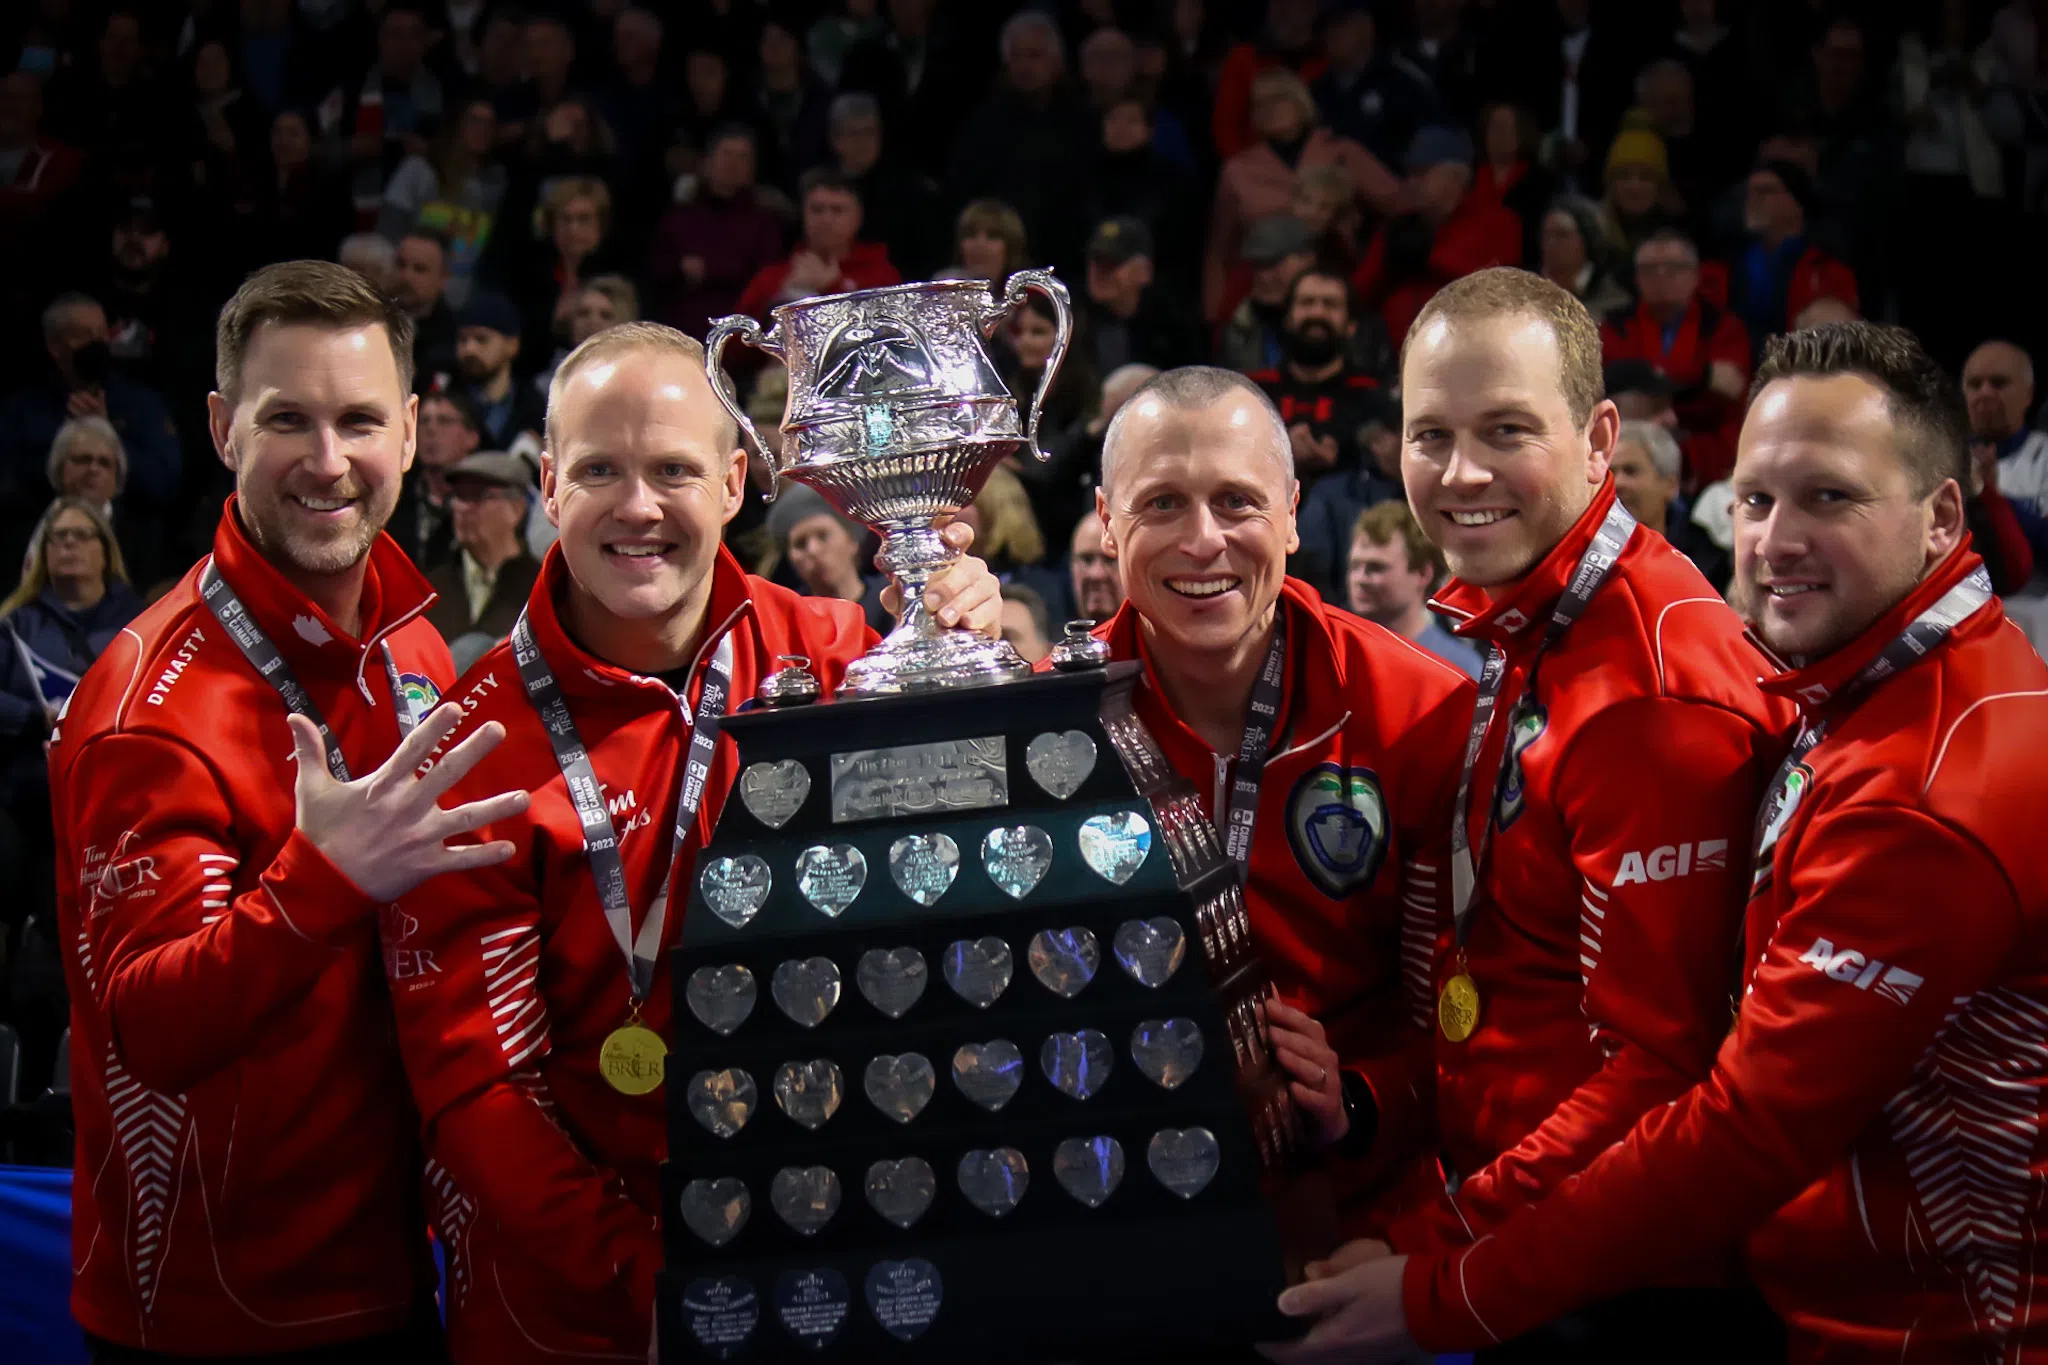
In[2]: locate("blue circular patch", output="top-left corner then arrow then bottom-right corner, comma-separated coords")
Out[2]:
1285,763 -> 1389,899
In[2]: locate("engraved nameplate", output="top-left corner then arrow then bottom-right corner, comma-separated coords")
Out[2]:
829,738 -> 1009,824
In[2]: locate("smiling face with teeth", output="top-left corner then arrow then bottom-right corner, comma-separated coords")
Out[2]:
1400,309 -> 1617,590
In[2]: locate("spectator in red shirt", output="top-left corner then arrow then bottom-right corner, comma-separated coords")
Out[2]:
1351,126 -> 1522,346
1248,267 -> 1384,489
733,167 -> 900,321
1211,0 -> 1326,160
1601,228 -> 1751,485
1732,159 -> 1858,343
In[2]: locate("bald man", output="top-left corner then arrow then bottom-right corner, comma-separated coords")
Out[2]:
1962,339 -> 2048,568
1064,366 -> 1473,1222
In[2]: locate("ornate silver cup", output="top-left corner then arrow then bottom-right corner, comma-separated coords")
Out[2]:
706,271 -> 1072,696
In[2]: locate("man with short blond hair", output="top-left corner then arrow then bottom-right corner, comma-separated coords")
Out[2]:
1344,500 -> 1479,677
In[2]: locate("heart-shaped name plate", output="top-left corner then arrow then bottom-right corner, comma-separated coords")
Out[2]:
684,964 -> 756,1036
1026,729 -> 1097,800
956,1147 -> 1029,1218
1053,1136 -> 1125,1208
888,833 -> 960,907
686,1067 -> 757,1139
855,946 -> 927,1019
941,937 -> 1014,1008
1040,1028 -> 1114,1100
981,824 -> 1053,900
1130,1017 -> 1204,1090
863,1158 -> 936,1230
681,1275 -> 757,1359
950,1039 -> 1024,1112
1113,916 -> 1186,988
739,759 -> 810,829
1147,1127 -> 1220,1199
1027,926 -> 1099,998
863,1053 -> 936,1124
699,854 -> 772,929
795,843 -> 866,918
678,1176 -> 750,1247
771,956 -> 842,1028
865,1258 -> 943,1343
769,1165 -> 842,1235
772,1059 -> 843,1130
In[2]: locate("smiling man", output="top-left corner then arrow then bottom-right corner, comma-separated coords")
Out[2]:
1077,366 -> 1473,1217
382,321 -> 1001,1362
1272,321 -> 2048,1365
1277,268 -> 1787,1356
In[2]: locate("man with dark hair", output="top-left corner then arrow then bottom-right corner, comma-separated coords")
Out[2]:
453,288 -> 545,451
1351,126 -> 1522,348
1732,159 -> 1858,344
1280,319 -> 2048,1365
647,124 -> 786,343
392,227 -> 459,381
828,90 -> 943,280
1250,268 -> 1386,487
425,450 -> 541,644
734,166 -> 900,319
1601,228 -> 1750,486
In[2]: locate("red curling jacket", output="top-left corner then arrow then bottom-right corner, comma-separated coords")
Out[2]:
386,545 -> 873,1364
52,502 -> 451,1355
1069,579 -> 1474,1199
1385,481 -> 1791,1249
1404,548 -> 2048,1363
1600,296 -> 1752,487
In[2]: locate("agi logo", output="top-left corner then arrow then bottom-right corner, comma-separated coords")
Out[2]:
1614,839 -> 1728,886
1798,937 -> 1922,1005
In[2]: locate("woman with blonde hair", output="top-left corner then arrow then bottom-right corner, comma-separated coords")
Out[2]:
504,171 -> 625,364
946,199 -> 1030,288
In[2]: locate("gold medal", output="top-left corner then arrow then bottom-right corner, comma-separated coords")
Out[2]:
1438,968 -> 1482,1044
599,1021 -> 668,1095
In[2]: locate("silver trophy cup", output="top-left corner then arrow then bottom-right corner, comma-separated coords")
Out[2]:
706,271 -> 1072,697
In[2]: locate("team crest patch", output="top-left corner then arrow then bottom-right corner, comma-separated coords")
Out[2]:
1749,762 -> 1811,896
395,672 -> 442,731
1494,698 -> 1549,830
1286,763 -> 1389,899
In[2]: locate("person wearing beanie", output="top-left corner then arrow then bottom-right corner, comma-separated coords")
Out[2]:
454,288 -> 548,451
1349,124 -> 1522,344
767,483 -> 893,634
1598,123 -> 1679,268
1733,158 -> 1859,343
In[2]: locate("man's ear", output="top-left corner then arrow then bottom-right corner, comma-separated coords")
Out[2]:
540,448 -> 563,528
1925,476 -> 1967,568
720,445 -> 748,526
1096,486 -> 1116,558
1584,398 -> 1621,486
207,391 -> 238,473
398,392 -> 418,475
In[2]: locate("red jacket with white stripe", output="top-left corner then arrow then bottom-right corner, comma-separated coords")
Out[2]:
1385,481 -> 1790,1248
386,545 -> 873,1364
51,501 -> 451,1354
1403,547 -> 2048,1364
1080,578 -> 1474,1198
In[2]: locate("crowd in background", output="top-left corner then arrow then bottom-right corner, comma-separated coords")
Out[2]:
2,0 -> 2048,1132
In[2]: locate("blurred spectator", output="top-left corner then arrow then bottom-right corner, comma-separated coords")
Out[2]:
1671,0 -> 1748,171
534,275 -> 638,397
770,484 -> 893,634
504,175 -> 626,371
424,451 -> 542,644
753,19 -> 832,192
99,196 -> 212,405
1212,0 -> 1325,160
810,1 -> 891,90
736,168 -> 901,320
232,0 -> 324,120
830,92 -> 943,282
1963,339 -> 2048,568
1538,194 -> 1631,317
178,38 -> 267,221
1077,27 -> 1195,170
957,462 -> 1067,613
1002,291 -> 1097,540
338,232 -> 398,292
453,288 -> 544,450
1080,216 -> 1203,374
1603,358 -> 1681,432
945,199 -> 1030,289
649,125 -> 786,343
1505,0 -> 1637,186
43,416 -> 159,586
1473,101 -> 1553,250
1082,96 -> 1201,284
1294,389 -> 1405,604
239,108 -> 353,267
1792,295 -> 1861,331
1344,500 -> 1482,677
1599,125 -> 1682,271
1601,228 -> 1749,485
838,0 -> 968,170
504,13 -> 580,133
1400,0 -> 1483,123
1732,159 -> 1859,344
1990,0 -> 2048,215
1632,59 -> 1717,214
671,47 -> 748,175
1216,215 -> 1319,374
1068,508 -> 1122,625
474,11 -> 529,133
392,388 -> 483,572
1290,163 -> 1365,275
0,292 -> 178,521
377,96 -> 511,308
1205,67 -> 1397,322
338,3 -> 448,227
0,73 -> 82,243
43,8 -> 163,160
392,228 -> 459,383
596,8 -> 682,189
1612,419 -> 1731,590
1001,582 -> 1053,664
947,12 -> 1095,277
0,498 -> 142,822
1313,3 -> 1440,171
1249,267 -> 1385,487
1352,125 -> 1521,346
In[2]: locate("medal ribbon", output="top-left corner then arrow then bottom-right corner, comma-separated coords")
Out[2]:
1222,619 -> 1289,874
511,611 -> 735,1005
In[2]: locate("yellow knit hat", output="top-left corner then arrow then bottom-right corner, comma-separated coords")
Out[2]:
1605,126 -> 1669,181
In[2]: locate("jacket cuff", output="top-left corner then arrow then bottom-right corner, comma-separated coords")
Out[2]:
1402,1243 -> 1500,1354
258,829 -> 383,945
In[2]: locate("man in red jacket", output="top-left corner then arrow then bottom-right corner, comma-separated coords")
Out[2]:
1274,323 -> 2048,1364
1078,366 -> 1474,1213
733,167 -> 900,321
385,321 -> 1001,1363
1275,268 -> 1788,1352
1350,127 -> 1521,352
51,260 -> 529,1361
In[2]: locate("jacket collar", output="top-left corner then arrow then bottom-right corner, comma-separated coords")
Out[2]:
518,540 -> 756,708
1758,545 -> 1992,714
1430,477 -> 1630,651
208,495 -> 437,702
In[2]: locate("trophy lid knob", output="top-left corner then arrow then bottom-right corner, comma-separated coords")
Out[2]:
1049,621 -> 1109,672
758,654 -> 822,706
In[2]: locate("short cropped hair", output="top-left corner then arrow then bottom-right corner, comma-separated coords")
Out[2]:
799,166 -> 857,201
42,291 -> 103,342
1100,365 -> 1292,493
1750,321 -> 1970,497
215,259 -> 415,399
1403,267 -> 1605,429
1618,419 -> 1682,482
1352,499 -> 1444,578
544,320 -> 738,455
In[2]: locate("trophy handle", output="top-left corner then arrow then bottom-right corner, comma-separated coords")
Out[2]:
704,313 -> 786,492
985,269 -> 1072,464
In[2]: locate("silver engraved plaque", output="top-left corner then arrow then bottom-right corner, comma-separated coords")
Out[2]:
888,832 -> 960,906
1025,729 -> 1097,800
941,936 -> 1013,1008
866,1258 -> 943,1342
679,1177 -> 750,1247
795,843 -> 867,917
981,824 -> 1053,900
830,738 -> 1008,823
863,1053 -> 936,1124
1148,1127 -> 1221,1199
1131,1018 -> 1204,1089
1040,1028 -> 1114,1100
687,1067 -> 758,1139
1113,917 -> 1186,988
956,1147 -> 1029,1218
1053,1136 -> 1125,1208
682,1274 -> 757,1358
686,964 -> 757,1036
773,1059 -> 844,1130
863,1158 -> 937,1230
771,956 -> 842,1028
1027,927 -> 1099,998
770,1166 -> 842,1236
699,854 -> 772,929
950,1039 -> 1024,1111
1079,811 -> 1152,885
855,947 -> 928,1019
775,1269 -> 850,1349
739,760 -> 811,829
